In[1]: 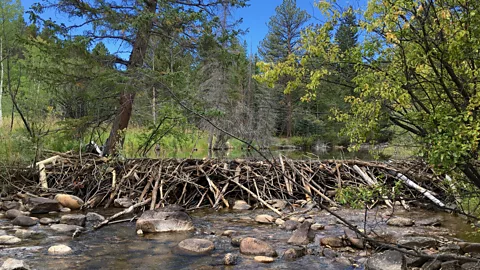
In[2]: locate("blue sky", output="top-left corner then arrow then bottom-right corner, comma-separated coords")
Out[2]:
19,0 -> 365,55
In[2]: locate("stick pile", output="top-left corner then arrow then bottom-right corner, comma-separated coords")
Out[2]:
2,153 -> 449,211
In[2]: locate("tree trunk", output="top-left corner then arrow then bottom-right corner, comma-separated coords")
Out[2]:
0,37 -> 3,127
103,0 -> 157,156
286,92 -> 292,137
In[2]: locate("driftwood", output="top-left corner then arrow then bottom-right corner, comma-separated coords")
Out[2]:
94,198 -> 151,230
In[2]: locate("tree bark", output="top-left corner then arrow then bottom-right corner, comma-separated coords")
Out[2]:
286,92 -> 292,137
461,162 -> 480,190
0,37 -> 3,127
103,0 -> 157,156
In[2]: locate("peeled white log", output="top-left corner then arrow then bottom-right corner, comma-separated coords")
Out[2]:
395,172 -> 445,207
353,165 -> 377,186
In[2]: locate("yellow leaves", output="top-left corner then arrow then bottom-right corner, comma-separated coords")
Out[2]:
385,31 -> 399,43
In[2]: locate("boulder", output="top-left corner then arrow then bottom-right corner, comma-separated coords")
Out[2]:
54,194 -> 84,210
232,200 -> 251,210
50,224 -> 83,233
255,214 -> 274,224
283,220 -> 299,231
136,205 -> 194,233
366,250 -> 406,270
25,197 -> 60,214
60,214 -> 86,226
114,198 -> 133,208
440,260 -> 460,270
177,238 -> 215,254
0,258 -> 30,270
12,216 -> 37,227
240,237 -> 277,257
223,253 -> 238,265
48,244 -> 73,255
397,236 -> 438,249
39,218 -> 57,225
0,235 -> 21,245
386,217 -> 414,227
283,247 -> 306,261
287,221 -> 312,245
1,201 -> 21,211
254,256 -> 274,263
320,236 -> 344,248
5,209 -> 24,220
458,242 -> 480,254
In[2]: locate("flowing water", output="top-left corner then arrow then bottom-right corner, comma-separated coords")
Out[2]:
0,206 -> 477,270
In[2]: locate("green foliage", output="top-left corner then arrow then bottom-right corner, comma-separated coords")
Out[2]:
335,181 -> 400,209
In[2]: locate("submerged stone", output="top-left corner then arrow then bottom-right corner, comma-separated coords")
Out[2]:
136,205 -> 194,233
0,258 -> 30,270
240,237 -> 277,257
177,238 -> 215,254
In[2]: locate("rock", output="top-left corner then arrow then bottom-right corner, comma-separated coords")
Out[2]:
39,218 -> 56,225
86,212 -> 105,222
397,236 -> 438,249
0,235 -> 21,244
287,221 -> 312,245
223,253 -> 238,265
0,230 -> 6,236
5,209 -> 24,220
240,237 -> 277,257
48,244 -> 73,255
114,198 -> 133,208
267,199 -> 287,210
60,214 -> 86,226
50,224 -> 83,233
421,260 -> 441,270
344,229 -> 364,249
311,223 -> 325,230
298,217 -> 306,223
14,229 -> 34,239
0,258 -> 30,270
275,218 -> 285,226
25,197 -> 60,214
335,256 -> 351,266
283,220 -> 299,231
405,255 -> 428,267
238,216 -> 253,222
232,200 -> 251,210
136,229 -> 143,235
12,216 -> 37,227
320,236 -> 344,248
416,217 -> 441,226
440,260 -> 460,270
60,207 -> 71,213
254,256 -> 274,263
289,216 -> 300,222
322,248 -> 338,258
178,238 -> 215,254
386,217 -> 414,227
221,230 -> 237,237
439,244 -> 461,253
366,250 -> 406,270
231,237 -> 242,247
459,242 -> 480,254
136,205 -> 194,233
1,201 -> 21,211
283,247 -> 306,261
255,214 -> 274,224
462,262 -> 480,270
54,194 -> 84,210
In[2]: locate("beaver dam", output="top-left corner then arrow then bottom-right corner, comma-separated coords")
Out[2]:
3,153 -> 450,212
3,154 -> 480,269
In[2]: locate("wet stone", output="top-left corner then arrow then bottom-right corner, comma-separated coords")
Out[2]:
136,205 -> 194,233
275,218 -> 285,226
60,214 -> 86,227
48,244 -> 73,255
366,250 -> 406,270
50,224 -> 83,233
25,197 -> 60,214
54,194 -> 84,210
421,260 -> 442,270
177,238 -> 215,254
322,248 -> 338,258
320,236 -> 344,248
223,253 -> 238,265
114,198 -> 133,208
5,209 -> 24,220
232,200 -> 251,210
254,256 -> 274,263
266,199 -> 287,210
416,217 -> 442,226
283,220 -> 299,231
240,237 -> 277,257
283,247 -> 306,261
255,214 -> 274,224
231,237 -> 242,247
1,201 -> 21,211
287,221 -> 312,245
0,258 -> 30,270
39,218 -> 56,225
441,260 -> 461,270
397,236 -> 438,249
0,235 -> 22,245
12,216 -> 37,227
386,217 -> 414,227
60,208 -> 71,213
461,262 -> 480,270
311,223 -> 325,230
221,230 -> 236,237
459,242 -> 480,254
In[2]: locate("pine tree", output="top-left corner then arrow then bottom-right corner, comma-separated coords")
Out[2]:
258,0 -> 310,137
